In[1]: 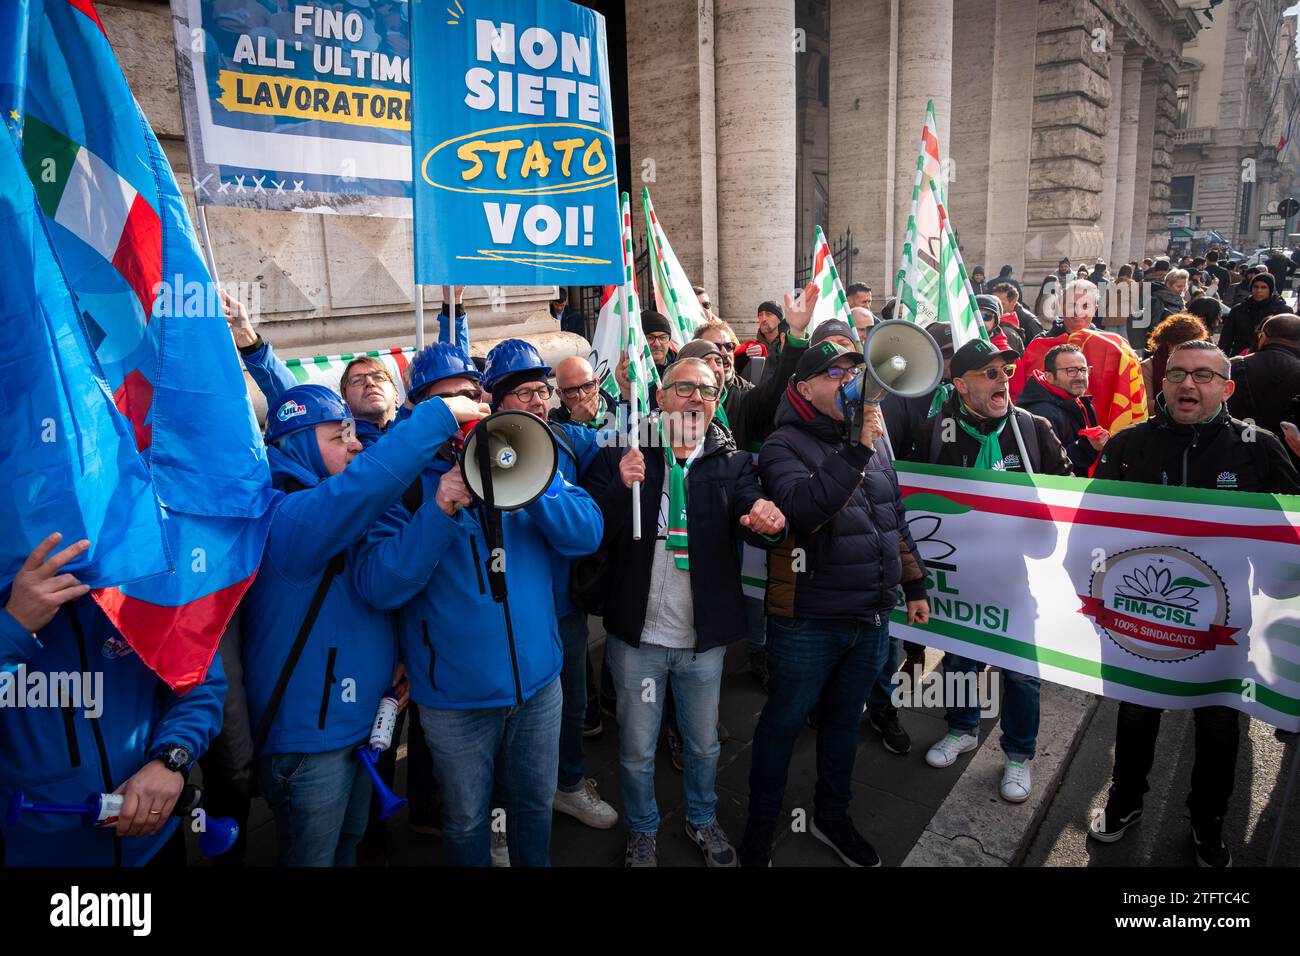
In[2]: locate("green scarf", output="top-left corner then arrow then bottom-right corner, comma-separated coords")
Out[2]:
954,396 -> 1008,470
658,415 -> 698,571
715,388 -> 730,430
927,382 -> 953,419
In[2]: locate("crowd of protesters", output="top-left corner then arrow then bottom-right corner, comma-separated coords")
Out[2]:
4,241 -> 1299,871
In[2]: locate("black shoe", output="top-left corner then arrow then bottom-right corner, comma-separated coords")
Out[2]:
867,709 -> 911,755
584,688 -> 603,738
749,649 -> 770,693
738,817 -> 777,868
407,804 -> 443,838
1191,816 -> 1232,868
1087,792 -> 1142,844
667,724 -> 685,772
810,815 -> 880,867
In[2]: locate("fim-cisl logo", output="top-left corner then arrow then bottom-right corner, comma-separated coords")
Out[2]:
1081,546 -> 1239,663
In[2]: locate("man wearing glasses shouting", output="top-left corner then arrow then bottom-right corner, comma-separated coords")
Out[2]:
1090,340 -> 1299,866
1018,343 -> 1108,477
910,339 -> 1071,804
583,357 -> 787,867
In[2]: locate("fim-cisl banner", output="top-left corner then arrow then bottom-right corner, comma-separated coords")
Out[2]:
741,463 -> 1300,731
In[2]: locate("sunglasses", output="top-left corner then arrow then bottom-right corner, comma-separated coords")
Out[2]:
1165,367 -> 1228,384
427,387 -> 483,402
666,381 -> 721,400
822,365 -> 860,381
965,364 -> 1016,381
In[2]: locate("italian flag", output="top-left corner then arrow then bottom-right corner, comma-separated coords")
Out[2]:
22,113 -> 161,325
808,224 -> 855,339
895,102 -> 987,349
587,192 -> 657,413
643,186 -> 707,346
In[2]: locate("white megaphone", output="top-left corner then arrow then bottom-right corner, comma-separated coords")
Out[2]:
458,410 -> 559,510
857,319 -> 945,400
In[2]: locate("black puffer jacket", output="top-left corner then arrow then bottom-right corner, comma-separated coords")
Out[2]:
582,419 -> 785,652
908,394 -> 1073,475
1219,291 -> 1289,357
759,386 -> 927,621
1095,399 -> 1300,493
1226,343 -> 1300,436
1017,373 -> 1101,476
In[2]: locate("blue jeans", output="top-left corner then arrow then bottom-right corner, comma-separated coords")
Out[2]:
418,677 -> 562,867
748,616 -> 889,823
259,745 -> 372,866
943,654 -> 1040,760
867,637 -> 902,715
557,610 -> 589,790
605,639 -> 726,834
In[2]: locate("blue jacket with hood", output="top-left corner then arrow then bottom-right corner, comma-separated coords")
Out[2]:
241,397 -> 459,755
0,597 -> 227,866
355,456 -> 603,711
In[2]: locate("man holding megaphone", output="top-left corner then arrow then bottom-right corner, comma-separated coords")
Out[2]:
354,343 -> 604,868
242,383 -> 489,867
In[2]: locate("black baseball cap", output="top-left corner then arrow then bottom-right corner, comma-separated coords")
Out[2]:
795,341 -> 863,382
809,318 -> 855,347
925,322 -> 955,357
949,338 -> 1018,379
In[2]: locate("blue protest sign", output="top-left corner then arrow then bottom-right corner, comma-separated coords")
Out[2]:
410,0 -> 623,285
170,0 -> 414,217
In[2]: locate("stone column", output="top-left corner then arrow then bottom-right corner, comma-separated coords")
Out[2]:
1145,62 -> 1179,257
1129,61 -> 1159,262
714,0 -> 797,322
893,0 -> 953,284
827,0 -> 896,294
626,0 -> 719,297
1023,0 -> 1111,278
1097,42 -> 1126,266
983,0 -> 1040,279
1109,49 -> 1144,266
948,0 -> 997,272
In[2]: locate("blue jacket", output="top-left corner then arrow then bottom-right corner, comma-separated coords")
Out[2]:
239,338 -> 395,448
0,598 -> 226,866
355,463 -> 603,710
241,398 -> 459,755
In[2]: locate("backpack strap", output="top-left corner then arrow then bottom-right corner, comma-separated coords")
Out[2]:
549,421 -> 579,469
1012,407 -> 1041,472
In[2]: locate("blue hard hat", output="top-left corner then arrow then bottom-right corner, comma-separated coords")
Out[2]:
482,339 -> 552,392
265,384 -> 352,444
408,343 -> 481,402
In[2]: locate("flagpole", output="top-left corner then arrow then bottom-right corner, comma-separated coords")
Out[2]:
414,284 -> 425,350
197,206 -> 221,288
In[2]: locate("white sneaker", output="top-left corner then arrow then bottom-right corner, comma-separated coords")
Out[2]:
1000,758 -> 1032,803
924,732 -> 979,768
553,778 -> 619,830
490,828 -> 510,867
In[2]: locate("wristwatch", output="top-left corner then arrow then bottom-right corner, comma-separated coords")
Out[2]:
153,743 -> 194,778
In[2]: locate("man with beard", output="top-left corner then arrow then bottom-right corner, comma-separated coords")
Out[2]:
1089,340 -> 1299,866
910,340 -> 1071,803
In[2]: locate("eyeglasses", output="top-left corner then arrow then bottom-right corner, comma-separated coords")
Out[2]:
558,380 -> 599,399
965,364 -> 1016,381
1049,365 -> 1089,377
646,333 -> 672,345
666,381 -> 721,400
346,371 -> 391,389
508,384 -> 555,402
822,365 -> 860,381
1165,367 -> 1229,384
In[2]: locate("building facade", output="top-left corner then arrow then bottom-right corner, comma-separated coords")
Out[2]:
101,0 -> 1294,355
1170,0 -> 1300,254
